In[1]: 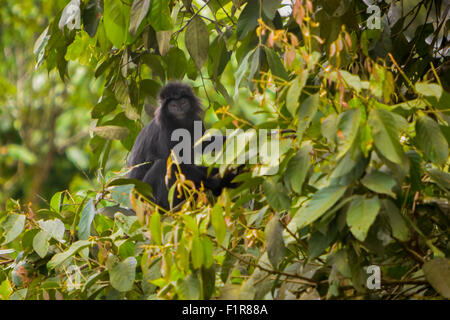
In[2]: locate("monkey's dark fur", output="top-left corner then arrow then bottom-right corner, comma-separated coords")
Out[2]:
127,82 -> 236,210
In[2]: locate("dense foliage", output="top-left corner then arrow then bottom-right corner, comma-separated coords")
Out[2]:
1,0 -> 449,300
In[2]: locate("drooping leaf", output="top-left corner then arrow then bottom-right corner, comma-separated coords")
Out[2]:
368,108 -> 403,164
381,199 -> 410,242
297,93 -> 319,142
103,0 -> 128,48
423,258 -> 450,299
83,0 -> 103,37
336,107 -> 361,158
149,211 -> 162,245
284,143 -> 312,193
236,0 -> 259,39
164,47 -> 187,80
346,196 -> 380,242
148,0 -> 172,31
129,0 -> 150,36
191,236 -> 204,269
262,179 -> 291,211
185,16 -> 209,69
78,199 -> 96,240
286,71 -> 308,116
265,216 -> 286,268
264,47 -> 289,80
415,114 -> 448,166
107,255 -> 137,292
32,230 -> 50,258
211,203 -> 226,246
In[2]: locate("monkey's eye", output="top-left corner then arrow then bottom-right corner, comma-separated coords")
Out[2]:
179,97 -> 189,107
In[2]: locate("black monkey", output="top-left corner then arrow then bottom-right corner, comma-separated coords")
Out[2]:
127,82 -> 236,210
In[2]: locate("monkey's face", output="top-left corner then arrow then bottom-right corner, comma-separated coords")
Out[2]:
166,97 -> 191,120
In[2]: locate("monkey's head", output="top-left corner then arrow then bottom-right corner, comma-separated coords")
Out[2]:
156,82 -> 202,126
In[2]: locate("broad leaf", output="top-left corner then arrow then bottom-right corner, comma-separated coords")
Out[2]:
361,170 -> 397,198
415,114 -> 448,165
368,108 -> 403,164
423,258 -> 450,299
211,203 -> 226,246
346,196 -> 380,241
78,199 -> 96,240
289,186 -> 347,230
107,255 -> 137,292
0,214 -> 26,244
129,0 -> 150,36
185,16 -> 209,69
265,216 -> 286,268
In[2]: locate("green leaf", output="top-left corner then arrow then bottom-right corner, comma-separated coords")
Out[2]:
92,96 -> 118,119
368,108 -> 403,164
107,255 -> 137,292
346,196 -> 380,241
142,54 -> 166,82
164,47 -> 187,80
93,125 -> 129,140
234,50 -> 252,97
236,0 -> 259,39
50,191 -> 63,213
381,199 -> 410,242
332,70 -> 364,93
262,179 -> 291,211
289,186 -> 347,230
182,215 -> 198,236
202,236 -> 214,269
262,0 -> 282,19
265,216 -> 286,268
423,258 -> 450,299
129,0 -> 150,36
38,219 -> 65,241
415,114 -> 448,166
286,71 -> 308,116
264,47 -> 289,80
427,168 -> 450,191
78,199 -> 95,240
361,170 -> 397,198
185,16 -> 209,70
211,203 -> 226,246
284,143 -> 312,193
415,82 -> 442,99
0,214 -> 26,244
248,47 -> 261,91
47,240 -> 91,269
191,236 -> 204,269
336,108 -> 361,158
149,212 -> 162,245
308,225 -> 338,260
33,230 -> 51,258
297,93 -> 319,142
148,0 -> 172,31
177,273 -> 201,299
83,0 -> 103,37
103,0 -> 128,48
